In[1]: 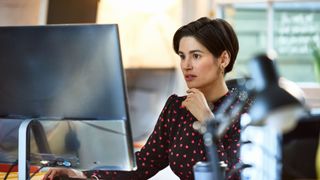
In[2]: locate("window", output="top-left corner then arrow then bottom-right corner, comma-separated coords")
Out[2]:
274,2 -> 320,82
218,1 -> 320,83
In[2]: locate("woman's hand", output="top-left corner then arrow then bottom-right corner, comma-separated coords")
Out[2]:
181,88 -> 214,123
42,167 -> 87,180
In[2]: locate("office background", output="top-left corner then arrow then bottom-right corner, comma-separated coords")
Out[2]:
0,0 -> 319,179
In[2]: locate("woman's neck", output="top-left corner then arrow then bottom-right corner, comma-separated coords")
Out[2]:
201,80 -> 229,103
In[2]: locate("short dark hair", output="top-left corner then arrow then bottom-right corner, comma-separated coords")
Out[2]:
173,17 -> 239,74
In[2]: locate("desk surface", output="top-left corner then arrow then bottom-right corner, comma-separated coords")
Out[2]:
0,163 -> 45,179
0,172 -> 46,179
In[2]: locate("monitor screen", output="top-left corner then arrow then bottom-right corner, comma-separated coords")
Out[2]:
0,24 -> 136,171
0,24 -> 127,120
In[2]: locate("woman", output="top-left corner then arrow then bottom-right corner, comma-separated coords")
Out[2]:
43,17 -> 244,180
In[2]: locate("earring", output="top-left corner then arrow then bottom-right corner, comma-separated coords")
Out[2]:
220,65 -> 225,74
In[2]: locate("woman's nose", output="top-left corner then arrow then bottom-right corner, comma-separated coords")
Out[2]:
183,58 -> 193,70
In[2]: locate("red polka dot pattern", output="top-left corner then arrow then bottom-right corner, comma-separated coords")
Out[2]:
84,92 -> 246,180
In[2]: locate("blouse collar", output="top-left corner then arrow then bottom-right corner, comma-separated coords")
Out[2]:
208,91 -> 231,111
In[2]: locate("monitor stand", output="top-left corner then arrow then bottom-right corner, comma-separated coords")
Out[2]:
18,119 -> 51,180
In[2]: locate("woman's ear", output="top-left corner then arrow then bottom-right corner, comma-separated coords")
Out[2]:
219,50 -> 230,68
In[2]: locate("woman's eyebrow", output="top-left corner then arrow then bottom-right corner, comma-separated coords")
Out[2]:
189,50 -> 204,54
178,49 -> 204,54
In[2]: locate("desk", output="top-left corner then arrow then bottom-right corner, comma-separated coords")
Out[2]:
0,163 -> 44,179
0,172 -> 46,180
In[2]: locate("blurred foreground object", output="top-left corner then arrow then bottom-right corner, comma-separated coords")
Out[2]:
248,54 -> 306,133
241,54 -> 307,180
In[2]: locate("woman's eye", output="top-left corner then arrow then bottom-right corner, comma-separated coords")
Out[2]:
193,54 -> 201,59
179,54 -> 185,60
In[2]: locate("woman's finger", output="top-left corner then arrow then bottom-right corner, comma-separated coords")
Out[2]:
42,169 -> 52,180
186,88 -> 201,94
48,169 -> 56,180
181,100 -> 187,108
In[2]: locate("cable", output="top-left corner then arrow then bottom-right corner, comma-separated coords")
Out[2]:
30,165 -> 45,179
3,160 -> 18,180
3,161 -> 45,180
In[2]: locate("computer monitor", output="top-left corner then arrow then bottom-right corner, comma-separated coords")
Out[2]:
0,24 -> 136,170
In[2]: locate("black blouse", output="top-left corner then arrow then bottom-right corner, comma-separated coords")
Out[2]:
84,91 -> 248,180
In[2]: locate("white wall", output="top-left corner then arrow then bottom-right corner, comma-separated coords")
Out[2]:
0,0 -> 48,26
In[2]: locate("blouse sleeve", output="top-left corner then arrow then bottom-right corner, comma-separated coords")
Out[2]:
223,97 -> 253,180
83,95 -> 178,180
222,118 -> 241,180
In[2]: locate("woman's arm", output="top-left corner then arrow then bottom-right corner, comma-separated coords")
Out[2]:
43,95 -> 177,180
83,95 -> 177,179
42,168 -> 86,180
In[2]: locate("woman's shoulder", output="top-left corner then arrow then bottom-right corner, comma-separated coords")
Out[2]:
163,94 -> 186,108
160,94 -> 187,116
166,94 -> 186,103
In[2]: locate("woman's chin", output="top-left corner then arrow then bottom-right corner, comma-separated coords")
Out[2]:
186,83 -> 198,89
186,84 -> 193,89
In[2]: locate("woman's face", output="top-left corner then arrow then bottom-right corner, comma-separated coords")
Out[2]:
178,36 -> 222,91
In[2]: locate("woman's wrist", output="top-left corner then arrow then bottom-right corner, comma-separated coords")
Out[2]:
202,111 -> 215,123
68,169 -> 87,179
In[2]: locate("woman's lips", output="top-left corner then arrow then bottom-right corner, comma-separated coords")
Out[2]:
184,75 -> 197,81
